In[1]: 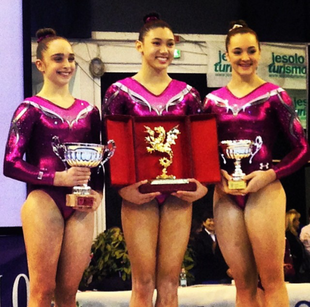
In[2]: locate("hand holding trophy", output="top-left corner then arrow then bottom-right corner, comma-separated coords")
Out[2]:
220,136 -> 262,189
52,136 -> 115,208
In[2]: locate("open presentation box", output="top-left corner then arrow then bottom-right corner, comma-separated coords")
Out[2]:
104,114 -> 221,193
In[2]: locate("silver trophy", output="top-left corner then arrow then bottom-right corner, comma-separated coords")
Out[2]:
220,136 -> 262,189
52,136 -> 116,208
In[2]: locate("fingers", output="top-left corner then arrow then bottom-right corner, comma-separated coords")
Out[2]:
171,179 -> 208,202
118,180 -> 160,205
68,167 -> 91,185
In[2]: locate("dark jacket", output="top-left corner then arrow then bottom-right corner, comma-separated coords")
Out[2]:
192,229 -> 230,284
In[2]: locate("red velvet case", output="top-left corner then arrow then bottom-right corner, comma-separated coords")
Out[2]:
104,114 -> 221,192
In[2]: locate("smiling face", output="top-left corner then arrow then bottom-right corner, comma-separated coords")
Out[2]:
203,218 -> 215,233
136,27 -> 175,72
226,33 -> 261,78
35,38 -> 76,87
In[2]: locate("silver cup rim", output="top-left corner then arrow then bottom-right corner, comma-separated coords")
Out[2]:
220,139 -> 253,145
63,142 -> 106,148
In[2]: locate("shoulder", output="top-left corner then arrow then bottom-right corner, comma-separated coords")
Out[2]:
170,80 -> 201,104
262,82 -> 293,107
74,98 -> 96,109
205,86 -> 228,100
107,77 -> 133,91
171,79 -> 198,94
104,77 -> 134,100
203,87 -> 228,109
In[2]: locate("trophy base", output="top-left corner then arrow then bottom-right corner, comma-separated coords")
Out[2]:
228,180 -> 247,190
66,194 -> 95,208
139,179 -> 197,194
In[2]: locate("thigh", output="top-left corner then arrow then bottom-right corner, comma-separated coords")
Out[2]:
213,188 -> 257,283
121,199 -> 159,277
55,211 -> 95,291
21,190 -> 64,285
245,180 -> 286,278
156,196 -> 192,280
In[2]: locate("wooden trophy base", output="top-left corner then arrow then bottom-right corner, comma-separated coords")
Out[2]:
139,179 -> 197,194
228,180 -> 246,190
66,194 -> 95,208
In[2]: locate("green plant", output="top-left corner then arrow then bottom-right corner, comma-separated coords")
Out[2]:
80,227 -> 196,289
182,245 -> 195,284
80,227 -> 131,289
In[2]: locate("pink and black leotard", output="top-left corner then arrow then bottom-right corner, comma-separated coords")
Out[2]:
3,96 -> 102,220
203,82 -> 310,209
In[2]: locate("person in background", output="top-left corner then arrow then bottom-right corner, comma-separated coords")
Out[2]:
203,20 -> 310,307
103,12 -> 208,307
3,28 -> 103,307
283,237 -> 295,282
300,207 -> 310,258
192,211 -> 231,284
286,209 -> 310,282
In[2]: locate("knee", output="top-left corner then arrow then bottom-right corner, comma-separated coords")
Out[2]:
30,281 -> 56,301
259,269 -> 285,291
156,274 -> 179,295
132,274 -> 155,295
234,274 -> 259,295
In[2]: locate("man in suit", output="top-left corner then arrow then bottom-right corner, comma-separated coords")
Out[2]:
192,211 -> 232,284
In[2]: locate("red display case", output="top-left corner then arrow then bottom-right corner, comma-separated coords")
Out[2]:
104,114 -> 221,193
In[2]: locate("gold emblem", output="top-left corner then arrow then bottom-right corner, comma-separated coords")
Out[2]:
144,125 -> 180,179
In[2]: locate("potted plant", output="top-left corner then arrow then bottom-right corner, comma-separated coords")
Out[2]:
79,227 -> 132,291
79,226 -> 195,291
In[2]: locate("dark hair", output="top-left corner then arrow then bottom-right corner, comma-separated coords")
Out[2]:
202,210 -> 214,222
225,20 -> 260,51
138,12 -> 173,41
36,28 -> 68,60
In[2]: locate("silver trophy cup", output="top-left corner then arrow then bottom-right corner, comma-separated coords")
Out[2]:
220,136 -> 262,189
52,136 -> 116,208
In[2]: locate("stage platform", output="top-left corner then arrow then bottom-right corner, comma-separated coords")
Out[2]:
76,283 -> 310,307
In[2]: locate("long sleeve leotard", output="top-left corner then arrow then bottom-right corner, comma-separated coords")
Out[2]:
3,96 -> 102,219
103,77 -> 202,202
203,82 -> 310,208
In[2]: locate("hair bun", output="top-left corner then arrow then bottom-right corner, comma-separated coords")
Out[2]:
36,28 -> 57,43
143,12 -> 160,24
228,20 -> 248,31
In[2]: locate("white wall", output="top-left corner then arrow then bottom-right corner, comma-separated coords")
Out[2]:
0,0 -> 26,227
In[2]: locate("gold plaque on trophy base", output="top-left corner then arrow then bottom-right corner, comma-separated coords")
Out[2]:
228,180 -> 247,190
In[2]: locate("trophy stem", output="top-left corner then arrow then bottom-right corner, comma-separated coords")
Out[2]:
232,158 -> 245,181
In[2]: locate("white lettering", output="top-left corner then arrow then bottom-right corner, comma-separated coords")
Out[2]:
12,274 -> 29,307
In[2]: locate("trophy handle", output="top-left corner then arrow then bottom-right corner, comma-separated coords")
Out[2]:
249,136 -> 263,164
51,136 -> 68,170
220,153 -> 227,164
101,139 -> 116,166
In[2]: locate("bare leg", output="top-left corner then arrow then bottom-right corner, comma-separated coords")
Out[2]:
54,210 -> 94,307
21,190 -> 64,307
213,188 -> 263,307
246,180 -> 289,307
121,199 -> 159,307
155,196 -> 192,307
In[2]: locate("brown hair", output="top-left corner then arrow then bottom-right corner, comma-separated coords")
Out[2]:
225,20 -> 260,52
36,28 -> 69,60
138,12 -> 173,42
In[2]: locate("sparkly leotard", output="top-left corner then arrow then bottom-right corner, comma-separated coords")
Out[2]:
103,77 -> 202,203
3,96 -> 102,220
203,82 -> 310,209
